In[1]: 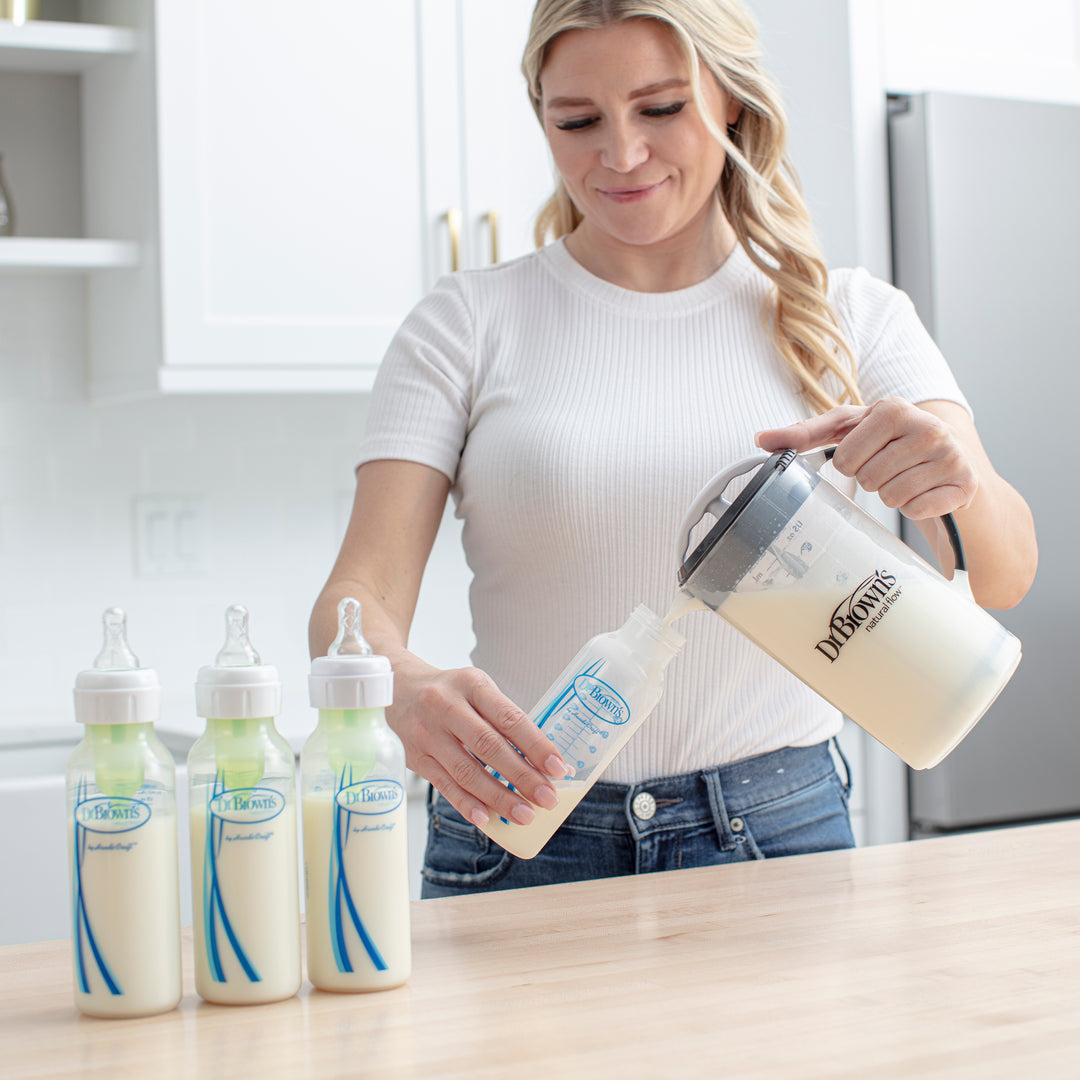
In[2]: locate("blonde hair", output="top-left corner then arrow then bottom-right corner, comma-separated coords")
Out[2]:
522,0 -> 861,413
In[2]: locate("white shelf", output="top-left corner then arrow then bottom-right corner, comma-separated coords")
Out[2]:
157,364 -> 379,395
0,237 -> 138,271
0,19 -> 136,73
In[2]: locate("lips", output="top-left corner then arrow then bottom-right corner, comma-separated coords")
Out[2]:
596,179 -> 667,204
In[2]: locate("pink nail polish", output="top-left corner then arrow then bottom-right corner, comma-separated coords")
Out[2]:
511,803 -> 536,826
546,754 -> 573,778
533,785 -> 558,811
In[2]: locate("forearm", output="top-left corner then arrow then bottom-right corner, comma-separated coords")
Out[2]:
309,573 -> 414,663
920,471 -> 1036,610
913,400 -> 1037,611
309,459 -> 451,663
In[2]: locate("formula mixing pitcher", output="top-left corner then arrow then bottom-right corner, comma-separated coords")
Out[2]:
675,448 -> 1022,770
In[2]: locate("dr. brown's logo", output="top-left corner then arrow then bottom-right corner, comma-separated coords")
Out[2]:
814,570 -> 899,662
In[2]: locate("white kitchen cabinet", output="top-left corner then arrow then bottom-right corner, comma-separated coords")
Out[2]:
420,0 -> 554,286
1,2 -> 553,396
141,1 -> 426,393
86,0 -> 553,397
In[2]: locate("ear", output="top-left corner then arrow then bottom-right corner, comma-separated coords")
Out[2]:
726,97 -> 743,126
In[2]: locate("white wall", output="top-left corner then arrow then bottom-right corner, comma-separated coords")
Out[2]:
752,0 -> 1080,278
0,277 -> 474,745
880,0 -> 1080,105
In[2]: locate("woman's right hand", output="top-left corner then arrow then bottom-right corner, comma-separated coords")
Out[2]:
388,652 -> 571,829
311,460 -> 570,830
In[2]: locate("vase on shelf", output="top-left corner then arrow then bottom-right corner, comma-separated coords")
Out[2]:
0,154 -> 13,237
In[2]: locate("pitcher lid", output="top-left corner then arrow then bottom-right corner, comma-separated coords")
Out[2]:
678,450 -> 798,591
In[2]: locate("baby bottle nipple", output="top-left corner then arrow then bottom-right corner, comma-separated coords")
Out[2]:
84,608 -> 150,797
329,598 -> 373,657
93,607 -> 140,671
199,604 -> 276,790
314,598 -> 390,780
215,603 -> 261,667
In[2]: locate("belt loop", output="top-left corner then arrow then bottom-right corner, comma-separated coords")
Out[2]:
831,736 -> 853,799
703,768 -> 737,851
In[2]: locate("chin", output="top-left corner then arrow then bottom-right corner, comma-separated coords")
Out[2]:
592,218 -> 677,249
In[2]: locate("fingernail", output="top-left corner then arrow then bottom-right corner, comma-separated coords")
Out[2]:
546,754 -> 574,778
533,785 -> 558,811
470,807 -> 489,827
511,803 -> 536,825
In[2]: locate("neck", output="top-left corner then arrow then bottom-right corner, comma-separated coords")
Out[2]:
563,201 -> 739,293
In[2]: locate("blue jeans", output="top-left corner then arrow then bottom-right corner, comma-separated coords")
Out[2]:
420,740 -> 854,898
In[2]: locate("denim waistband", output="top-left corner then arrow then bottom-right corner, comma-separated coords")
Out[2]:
564,741 -> 844,836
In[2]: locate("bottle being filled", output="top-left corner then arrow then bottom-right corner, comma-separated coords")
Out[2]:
302,598 -> 411,992
67,609 -> 182,1018
188,604 -> 301,1005
480,604 -> 685,860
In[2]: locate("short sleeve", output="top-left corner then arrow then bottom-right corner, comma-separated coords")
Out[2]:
356,276 -> 476,484
829,267 -> 972,417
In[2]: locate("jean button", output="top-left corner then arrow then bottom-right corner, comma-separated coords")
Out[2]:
730,817 -> 744,832
632,792 -> 657,820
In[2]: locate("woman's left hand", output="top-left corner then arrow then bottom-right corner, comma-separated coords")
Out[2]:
755,396 -> 978,520
755,396 -> 1037,610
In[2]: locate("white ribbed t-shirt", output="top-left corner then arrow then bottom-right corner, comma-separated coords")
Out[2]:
357,240 -> 968,783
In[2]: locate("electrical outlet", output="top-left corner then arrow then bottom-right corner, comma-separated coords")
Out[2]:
132,496 -> 208,578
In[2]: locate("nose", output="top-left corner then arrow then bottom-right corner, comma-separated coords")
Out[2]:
600,116 -> 649,173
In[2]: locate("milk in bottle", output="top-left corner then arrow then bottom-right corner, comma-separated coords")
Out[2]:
480,605 -> 685,860
189,605 -> 301,1005
303,598 -> 411,992
67,609 -> 182,1018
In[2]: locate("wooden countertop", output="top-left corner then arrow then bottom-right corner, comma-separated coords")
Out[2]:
2,820 -> 1078,1079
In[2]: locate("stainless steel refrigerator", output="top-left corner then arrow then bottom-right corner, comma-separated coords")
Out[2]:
888,91 -> 1080,835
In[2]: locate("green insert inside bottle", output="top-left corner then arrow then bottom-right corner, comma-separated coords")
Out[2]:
208,716 -> 267,789
322,708 -> 379,782
208,605 -> 268,789
91,722 -> 149,798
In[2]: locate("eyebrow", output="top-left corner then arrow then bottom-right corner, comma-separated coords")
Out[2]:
544,77 -> 690,110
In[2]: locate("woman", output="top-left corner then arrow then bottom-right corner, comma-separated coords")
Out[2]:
310,0 -> 1036,896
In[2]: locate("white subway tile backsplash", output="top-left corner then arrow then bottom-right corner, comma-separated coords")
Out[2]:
0,280 -> 477,743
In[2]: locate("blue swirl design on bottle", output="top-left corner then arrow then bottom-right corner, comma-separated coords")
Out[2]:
329,764 -> 389,973
202,773 -> 260,983
491,658 -> 621,825
71,776 -> 122,996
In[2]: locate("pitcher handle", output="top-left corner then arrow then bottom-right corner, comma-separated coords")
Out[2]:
675,451 -> 770,567
818,446 -> 971,596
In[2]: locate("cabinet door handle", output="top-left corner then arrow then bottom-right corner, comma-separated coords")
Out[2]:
484,210 -> 500,265
445,208 -> 462,272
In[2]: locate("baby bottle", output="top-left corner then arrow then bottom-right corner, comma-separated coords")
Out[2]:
188,604 -> 301,1005
481,604 -> 685,860
67,608 -> 182,1018
302,598 -> 411,992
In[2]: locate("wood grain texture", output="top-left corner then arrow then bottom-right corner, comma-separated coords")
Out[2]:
1,820 -> 1078,1079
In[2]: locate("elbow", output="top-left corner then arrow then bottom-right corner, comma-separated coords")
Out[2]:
974,547 -> 1038,612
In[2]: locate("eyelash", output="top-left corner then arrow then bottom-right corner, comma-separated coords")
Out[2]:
554,101 -> 686,132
